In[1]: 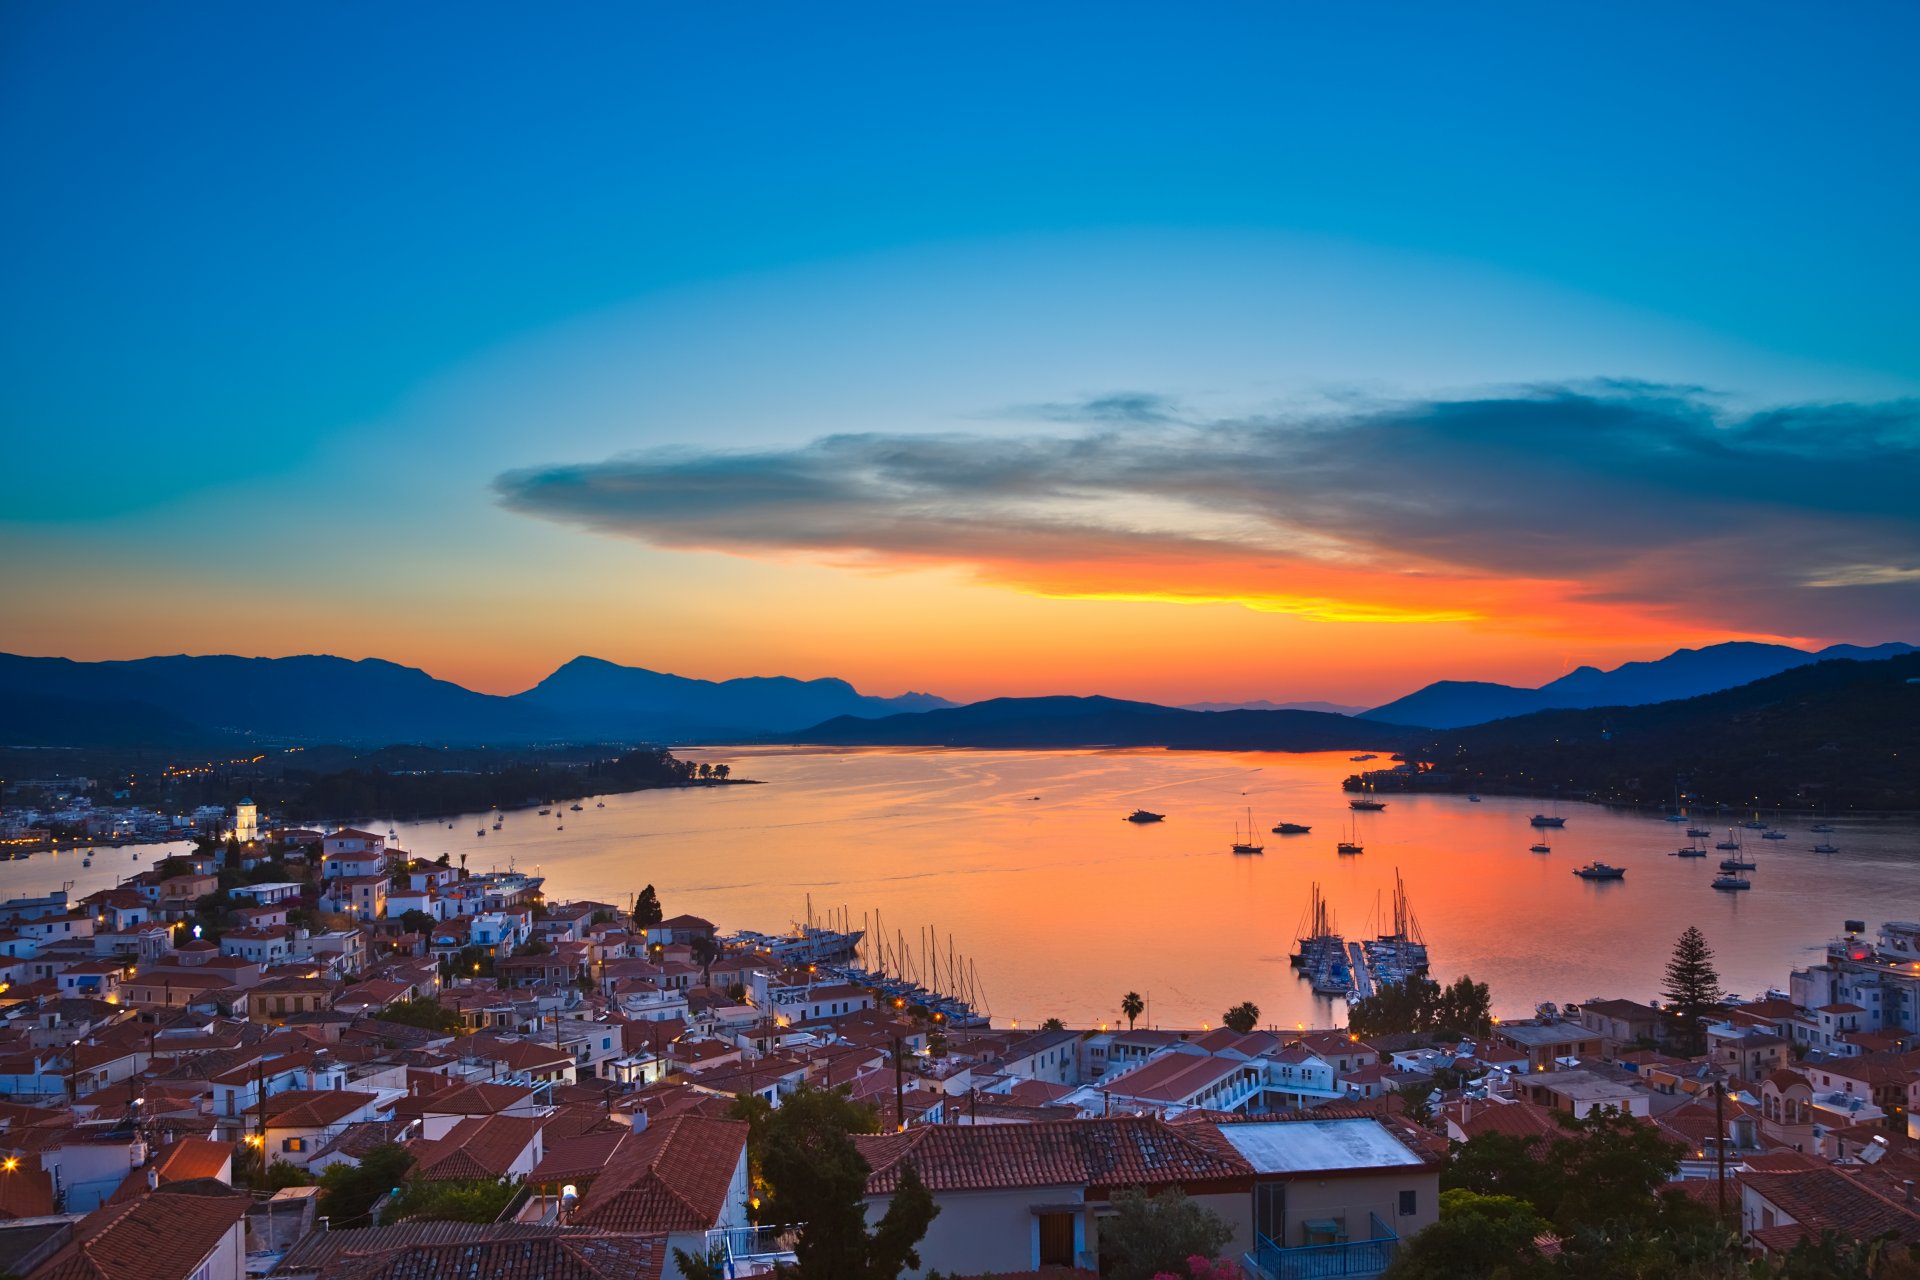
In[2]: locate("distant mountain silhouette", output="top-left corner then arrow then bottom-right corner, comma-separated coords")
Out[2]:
0,652 -> 950,748
1181,699 -> 1367,716
1405,652 -> 1920,810
508,655 -> 952,740
1363,641 -> 1915,728
781,695 -> 1413,750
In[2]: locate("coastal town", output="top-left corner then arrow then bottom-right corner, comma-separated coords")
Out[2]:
0,798 -> 1912,1280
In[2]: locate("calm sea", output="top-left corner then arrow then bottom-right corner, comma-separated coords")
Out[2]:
14,747 -> 1918,1032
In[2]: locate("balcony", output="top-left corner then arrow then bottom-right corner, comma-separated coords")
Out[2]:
1245,1213 -> 1398,1280
703,1224 -> 802,1276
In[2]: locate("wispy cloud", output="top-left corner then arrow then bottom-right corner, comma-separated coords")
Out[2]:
493,383 -> 1920,639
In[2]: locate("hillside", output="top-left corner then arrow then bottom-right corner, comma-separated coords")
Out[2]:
508,655 -> 951,740
0,652 -> 949,748
784,695 -> 1414,750
1388,653 -> 1920,810
1364,640 -> 1914,728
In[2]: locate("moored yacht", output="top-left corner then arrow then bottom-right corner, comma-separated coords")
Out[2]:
1711,874 -> 1752,891
1572,861 -> 1626,880
1530,814 -> 1566,828
1125,810 -> 1166,823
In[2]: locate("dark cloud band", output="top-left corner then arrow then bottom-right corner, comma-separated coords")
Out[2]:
493,383 -> 1920,637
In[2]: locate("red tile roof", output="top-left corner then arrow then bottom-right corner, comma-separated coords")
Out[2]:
320,1233 -> 664,1279
857,1117 -> 1252,1196
409,1114 -> 542,1182
570,1115 -> 746,1232
38,1184 -> 250,1280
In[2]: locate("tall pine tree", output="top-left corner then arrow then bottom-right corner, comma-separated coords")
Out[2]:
1660,925 -> 1723,1053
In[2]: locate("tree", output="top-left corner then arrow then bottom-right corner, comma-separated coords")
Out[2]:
1382,1189 -> 1550,1280
1222,1001 -> 1260,1034
1040,1016 -> 1066,1031
1548,1107 -> 1685,1232
1431,975 -> 1493,1039
1398,1079 -> 1437,1124
1443,1130 -> 1561,1214
736,1084 -> 934,1280
633,884 -> 664,926
1097,1187 -> 1234,1280
1661,926 -> 1724,1054
374,997 -> 464,1036
712,763 -> 731,781
318,1144 -> 415,1228
387,1176 -> 518,1223
397,909 -> 435,935
1122,991 -> 1145,1030
697,762 -> 713,780
689,932 -> 721,988
1347,976 -> 1441,1039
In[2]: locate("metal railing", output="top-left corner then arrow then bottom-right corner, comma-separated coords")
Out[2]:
1247,1213 -> 1398,1280
704,1224 -> 802,1271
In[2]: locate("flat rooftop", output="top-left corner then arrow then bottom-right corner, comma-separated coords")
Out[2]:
1495,1021 -> 1595,1047
1214,1118 -> 1426,1174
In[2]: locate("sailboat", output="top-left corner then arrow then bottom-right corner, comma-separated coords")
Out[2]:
1714,828 -> 1742,851
1231,808 -> 1264,855
1336,815 -> 1364,855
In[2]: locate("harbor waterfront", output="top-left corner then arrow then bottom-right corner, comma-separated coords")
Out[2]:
6,746 -> 1916,1029
317,748 -> 1920,1027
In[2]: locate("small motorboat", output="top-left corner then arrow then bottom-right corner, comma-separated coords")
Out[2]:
1810,822 -> 1835,833
1741,820 -> 1769,830
1125,810 -> 1166,824
1687,827 -> 1712,838
1761,831 -> 1786,840
1529,842 -> 1552,854
1467,794 -> 1481,802
1664,813 -> 1686,822
476,829 -> 486,837
596,802 -> 605,808
1572,862 -> 1626,880
1812,842 -> 1839,854
570,804 -> 584,812
1711,875 -> 1752,891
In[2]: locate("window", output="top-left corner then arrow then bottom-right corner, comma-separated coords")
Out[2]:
282,1137 -> 306,1152
1399,1190 -> 1418,1216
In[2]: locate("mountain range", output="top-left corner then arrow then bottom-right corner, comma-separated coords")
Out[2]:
0,653 -> 950,748
1417,650 -> 1920,809
2,638 -> 1911,753
780,695 -> 1412,751
1361,641 -> 1916,728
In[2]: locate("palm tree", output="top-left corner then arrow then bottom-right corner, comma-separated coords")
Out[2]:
1121,991 -> 1144,1031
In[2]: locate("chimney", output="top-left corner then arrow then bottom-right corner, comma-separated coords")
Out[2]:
1906,1179 -> 1915,1206
145,1168 -> 159,1191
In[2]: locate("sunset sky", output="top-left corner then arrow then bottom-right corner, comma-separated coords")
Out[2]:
4,4 -> 1916,707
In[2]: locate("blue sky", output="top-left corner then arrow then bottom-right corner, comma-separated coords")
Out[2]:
2,3 -> 1915,700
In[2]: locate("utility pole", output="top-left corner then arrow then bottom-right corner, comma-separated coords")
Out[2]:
1715,1077 -> 1728,1223
893,1036 -> 906,1132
